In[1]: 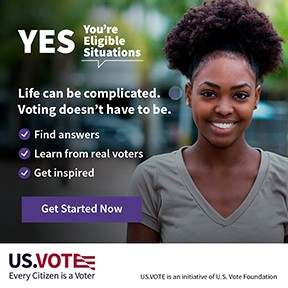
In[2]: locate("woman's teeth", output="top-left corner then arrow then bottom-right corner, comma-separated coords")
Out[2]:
212,122 -> 234,129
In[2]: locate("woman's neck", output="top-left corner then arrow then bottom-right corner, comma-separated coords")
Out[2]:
185,136 -> 258,171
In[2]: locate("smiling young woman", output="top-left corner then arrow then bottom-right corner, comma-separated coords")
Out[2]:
185,55 -> 261,150
127,0 -> 288,243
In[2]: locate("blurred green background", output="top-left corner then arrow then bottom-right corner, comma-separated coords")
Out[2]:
0,0 -> 287,242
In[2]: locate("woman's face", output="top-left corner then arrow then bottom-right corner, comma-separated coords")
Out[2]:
185,55 -> 261,149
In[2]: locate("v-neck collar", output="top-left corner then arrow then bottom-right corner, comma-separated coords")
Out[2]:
176,147 -> 268,226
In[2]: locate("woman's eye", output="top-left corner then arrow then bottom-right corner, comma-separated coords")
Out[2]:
201,91 -> 216,98
234,93 -> 249,100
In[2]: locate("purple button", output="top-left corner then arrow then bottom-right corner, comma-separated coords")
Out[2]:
22,196 -> 142,223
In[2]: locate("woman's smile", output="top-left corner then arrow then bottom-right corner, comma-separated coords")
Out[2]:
210,121 -> 238,131
211,122 -> 234,129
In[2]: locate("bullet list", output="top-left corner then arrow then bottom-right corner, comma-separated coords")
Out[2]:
19,128 -> 31,179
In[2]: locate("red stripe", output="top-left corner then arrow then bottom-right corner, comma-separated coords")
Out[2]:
77,265 -> 95,270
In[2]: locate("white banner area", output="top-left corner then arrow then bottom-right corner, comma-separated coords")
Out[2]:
1,244 -> 287,288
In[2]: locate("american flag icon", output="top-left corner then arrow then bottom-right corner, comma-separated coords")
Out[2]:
74,254 -> 95,271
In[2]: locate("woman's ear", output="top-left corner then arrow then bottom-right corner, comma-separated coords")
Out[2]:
185,82 -> 192,108
254,85 -> 261,109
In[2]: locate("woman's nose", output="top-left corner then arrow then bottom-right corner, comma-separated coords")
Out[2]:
215,99 -> 234,115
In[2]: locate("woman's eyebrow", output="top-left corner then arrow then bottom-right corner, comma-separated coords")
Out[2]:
199,81 -> 252,90
199,81 -> 220,89
230,83 -> 252,90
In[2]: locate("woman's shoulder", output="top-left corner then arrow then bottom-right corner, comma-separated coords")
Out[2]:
133,147 -> 185,176
136,149 -> 178,170
129,148 -> 182,191
265,150 -> 288,165
263,150 -> 288,176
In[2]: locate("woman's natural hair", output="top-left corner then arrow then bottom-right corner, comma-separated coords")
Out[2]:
163,0 -> 284,83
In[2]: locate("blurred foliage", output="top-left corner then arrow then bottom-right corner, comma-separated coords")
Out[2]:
95,0 -> 288,98
258,0 -> 288,98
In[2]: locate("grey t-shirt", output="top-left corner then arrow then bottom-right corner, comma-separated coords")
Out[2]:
129,147 -> 288,243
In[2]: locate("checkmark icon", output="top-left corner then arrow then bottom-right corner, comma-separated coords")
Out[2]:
21,151 -> 28,157
21,170 -> 28,176
19,148 -> 31,160
21,131 -> 28,137
18,128 -> 31,140
18,167 -> 31,179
